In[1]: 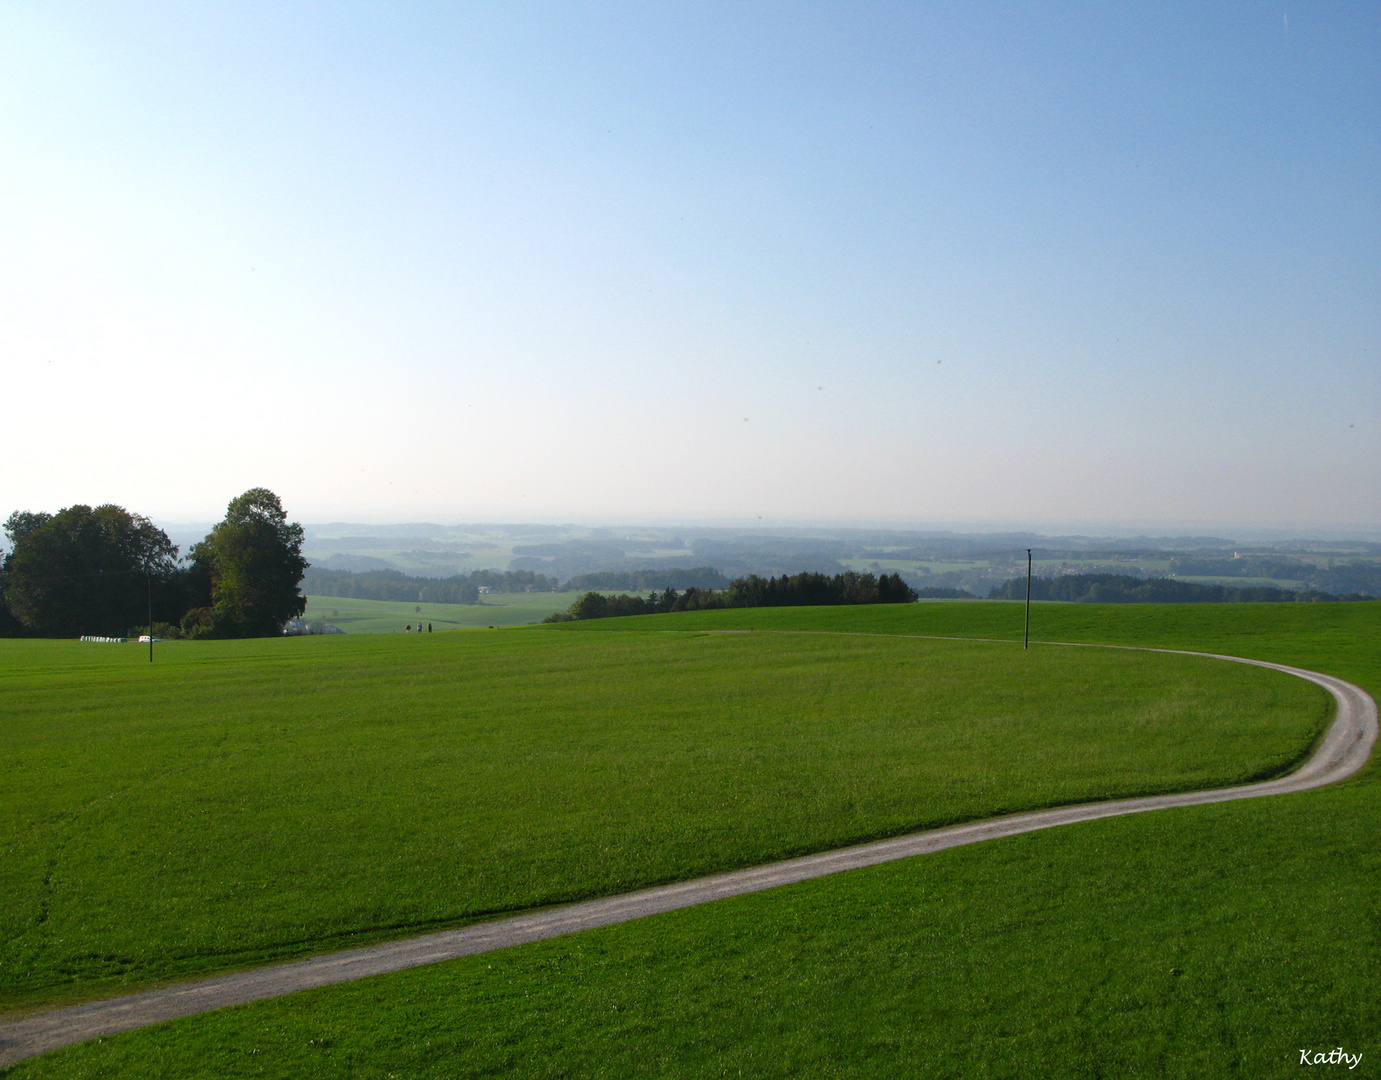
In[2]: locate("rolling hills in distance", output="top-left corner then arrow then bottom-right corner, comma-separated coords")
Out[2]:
154,522 -> 1381,603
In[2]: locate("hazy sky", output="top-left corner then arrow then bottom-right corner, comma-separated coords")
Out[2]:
3,2 -> 1377,534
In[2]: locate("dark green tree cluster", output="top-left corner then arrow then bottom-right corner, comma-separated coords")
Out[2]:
987,573 -> 1347,603
1,488 -> 307,639
1,505 -> 180,637
187,489 -> 308,637
726,571 -> 917,607
546,571 -> 917,623
551,586 -> 727,622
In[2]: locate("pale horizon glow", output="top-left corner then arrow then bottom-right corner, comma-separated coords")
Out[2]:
3,3 -> 1378,537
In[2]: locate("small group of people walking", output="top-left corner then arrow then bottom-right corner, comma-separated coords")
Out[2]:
405,623 -> 432,633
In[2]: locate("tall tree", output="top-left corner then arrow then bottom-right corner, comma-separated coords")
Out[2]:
3,506 -> 178,637
193,488 -> 307,637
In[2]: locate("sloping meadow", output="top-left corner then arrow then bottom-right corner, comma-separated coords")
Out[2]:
0,620 -> 1330,1011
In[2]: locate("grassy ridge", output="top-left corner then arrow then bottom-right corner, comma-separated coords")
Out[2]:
3,601 -> 1373,1079
563,594 -> 1377,649
0,624 -> 1326,1012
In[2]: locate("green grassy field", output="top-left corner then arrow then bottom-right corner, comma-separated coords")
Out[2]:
0,620 -> 1327,1012
3,601 -> 1376,1079
300,592 -> 580,632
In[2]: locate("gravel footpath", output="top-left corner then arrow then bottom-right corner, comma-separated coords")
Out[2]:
1,644 -> 1374,1067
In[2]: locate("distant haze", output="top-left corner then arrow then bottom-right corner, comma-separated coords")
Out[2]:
2,3 -> 1377,533
262,521 -> 1381,600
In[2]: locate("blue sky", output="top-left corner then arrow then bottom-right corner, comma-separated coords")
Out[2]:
3,2 -> 1377,533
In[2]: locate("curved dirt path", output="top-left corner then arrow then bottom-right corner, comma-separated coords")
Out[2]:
0,643 -> 1374,1067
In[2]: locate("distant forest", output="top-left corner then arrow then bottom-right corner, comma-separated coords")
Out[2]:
987,574 -> 1361,604
302,567 -> 559,604
1168,558 -> 1381,597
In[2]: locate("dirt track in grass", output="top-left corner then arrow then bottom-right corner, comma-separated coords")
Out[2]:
0,642 -> 1374,1068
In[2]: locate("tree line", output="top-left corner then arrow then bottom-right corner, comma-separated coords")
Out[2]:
545,571 -> 918,622
302,566 -> 560,604
986,573 -> 1355,603
1167,556 -> 1381,596
0,488 -> 307,639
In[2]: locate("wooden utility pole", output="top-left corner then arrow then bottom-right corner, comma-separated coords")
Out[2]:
1023,548 -> 1032,650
